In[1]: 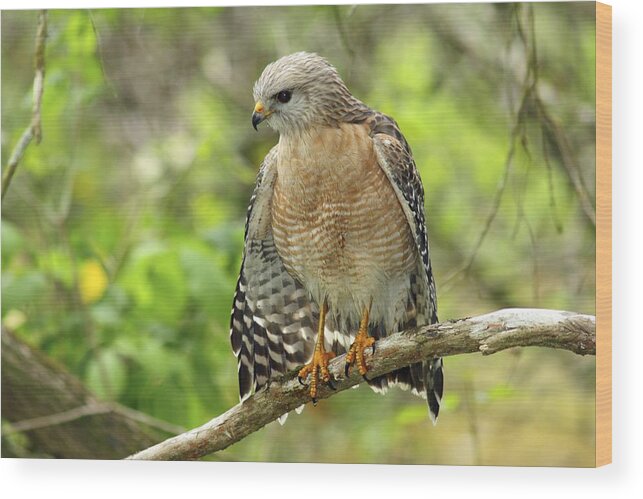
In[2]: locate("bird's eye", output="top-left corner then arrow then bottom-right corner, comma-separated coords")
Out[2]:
276,90 -> 292,104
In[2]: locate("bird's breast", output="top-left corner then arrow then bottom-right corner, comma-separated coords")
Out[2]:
271,124 -> 417,316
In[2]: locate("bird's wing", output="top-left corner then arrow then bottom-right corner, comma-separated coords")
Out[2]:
369,113 -> 437,324
229,146 -> 317,402
369,113 -> 443,423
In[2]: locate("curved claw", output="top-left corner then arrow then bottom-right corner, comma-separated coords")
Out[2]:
326,377 -> 337,391
298,376 -> 305,386
344,362 -> 350,377
362,373 -> 370,382
372,342 -> 376,355
312,397 -> 318,406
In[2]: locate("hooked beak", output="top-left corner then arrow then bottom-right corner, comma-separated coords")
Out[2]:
251,101 -> 272,130
251,111 -> 263,131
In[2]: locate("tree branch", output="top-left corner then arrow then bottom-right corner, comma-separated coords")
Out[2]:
127,308 -> 595,461
1,327 -> 178,458
2,10 -> 47,202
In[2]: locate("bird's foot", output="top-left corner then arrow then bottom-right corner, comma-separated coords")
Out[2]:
344,329 -> 376,379
298,349 -> 336,405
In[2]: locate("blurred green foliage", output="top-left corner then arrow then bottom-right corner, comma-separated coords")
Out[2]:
2,3 -> 596,465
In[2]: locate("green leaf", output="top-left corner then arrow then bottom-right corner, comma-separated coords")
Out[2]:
120,245 -> 187,325
85,349 -> 128,399
1,221 -> 25,264
1,271 -> 48,315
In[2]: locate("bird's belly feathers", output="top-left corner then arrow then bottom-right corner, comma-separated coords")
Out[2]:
271,125 -> 417,329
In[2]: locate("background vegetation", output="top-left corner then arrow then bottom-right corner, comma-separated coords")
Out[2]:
1,3 -> 596,465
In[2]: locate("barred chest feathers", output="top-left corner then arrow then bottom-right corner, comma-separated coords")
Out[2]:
270,123 -> 418,333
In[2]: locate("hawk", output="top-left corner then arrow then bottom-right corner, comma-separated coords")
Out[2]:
229,52 -> 443,423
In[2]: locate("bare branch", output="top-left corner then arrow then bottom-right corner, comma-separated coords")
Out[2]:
4,403 -> 112,435
127,308 -> 595,461
535,96 -> 596,226
1,327 -> 176,458
2,10 -> 47,202
3,401 -> 186,437
333,5 -> 356,60
110,404 -> 186,435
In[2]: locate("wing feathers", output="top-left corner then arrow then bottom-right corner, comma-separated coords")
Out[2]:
229,149 -> 319,403
369,113 -> 442,422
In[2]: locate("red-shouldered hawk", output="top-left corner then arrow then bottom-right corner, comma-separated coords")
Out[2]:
229,52 -> 443,424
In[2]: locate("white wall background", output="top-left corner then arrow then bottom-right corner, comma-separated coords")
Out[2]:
0,0 -> 640,497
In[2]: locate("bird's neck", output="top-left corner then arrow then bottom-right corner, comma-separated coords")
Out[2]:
275,122 -> 374,184
277,127 -> 317,159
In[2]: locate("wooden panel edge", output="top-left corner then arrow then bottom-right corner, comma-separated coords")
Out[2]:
595,0 -> 612,468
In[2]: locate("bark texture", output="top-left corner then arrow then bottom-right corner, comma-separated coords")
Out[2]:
1,328 -> 173,459
126,308 -> 595,461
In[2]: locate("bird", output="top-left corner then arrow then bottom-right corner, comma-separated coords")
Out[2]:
229,52 -> 443,423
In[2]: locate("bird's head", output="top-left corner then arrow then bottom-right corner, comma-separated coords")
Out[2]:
251,52 -> 353,134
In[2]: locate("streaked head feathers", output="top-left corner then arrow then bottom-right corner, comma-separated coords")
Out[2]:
251,52 -> 356,133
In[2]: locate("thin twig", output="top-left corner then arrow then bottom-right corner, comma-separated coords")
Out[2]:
438,5 -> 594,290
526,5 -> 594,227
2,10 -> 48,202
535,96 -> 596,226
542,126 -> 564,233
442,6 -> 538,288
5,402 -> 112,434
127,308 -> 595,461
111,404 -> 186,435
4,400 -> 185,436
333,6 -> 356,61
442,96 -> 525,288
87,10 -> 118,99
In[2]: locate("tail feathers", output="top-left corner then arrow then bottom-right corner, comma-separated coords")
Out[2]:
277,361 -> 444,425
367,357 -> 444,424
425,357 -> 444,425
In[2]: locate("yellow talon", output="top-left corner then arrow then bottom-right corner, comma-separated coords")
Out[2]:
298,300 -> 336,403
345,304 -> 375,378
298,349 -> 336,403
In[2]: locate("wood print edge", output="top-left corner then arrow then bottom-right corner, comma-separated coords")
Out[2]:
595,0 -> 612,468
